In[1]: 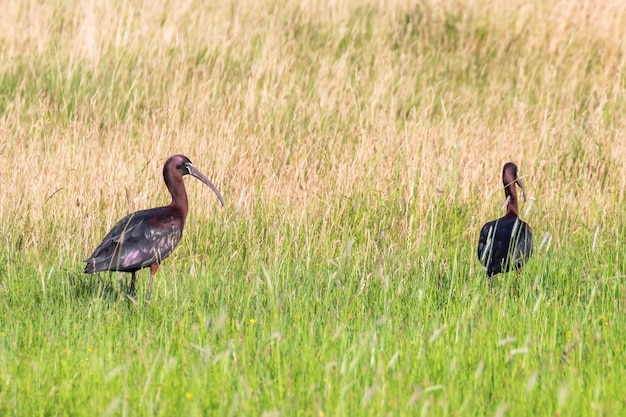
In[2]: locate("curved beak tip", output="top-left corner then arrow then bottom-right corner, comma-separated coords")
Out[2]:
516,179 -> 527,202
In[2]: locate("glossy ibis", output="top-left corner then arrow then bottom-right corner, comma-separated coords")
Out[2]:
84,155 -> 224,301
477,162 -> 533,277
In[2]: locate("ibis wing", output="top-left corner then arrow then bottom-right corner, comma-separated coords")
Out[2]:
85,209 -> 183,273
477,217 -> 533,276
514,221 -> 533,262
477,220 -> 496,267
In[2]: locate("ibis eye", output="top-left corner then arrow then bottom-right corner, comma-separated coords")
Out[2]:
184,162 -> 193,174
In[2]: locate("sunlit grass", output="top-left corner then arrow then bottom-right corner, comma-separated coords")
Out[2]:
1,0 -> 625,415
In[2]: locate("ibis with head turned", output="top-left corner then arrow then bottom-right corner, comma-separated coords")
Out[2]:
84,154 -> 224,301
477,162 -> 533,277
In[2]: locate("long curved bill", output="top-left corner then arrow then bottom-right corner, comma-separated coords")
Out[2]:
189,165 -> 225,206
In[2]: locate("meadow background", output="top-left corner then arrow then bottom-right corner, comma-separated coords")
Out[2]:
1,0 -> 625,415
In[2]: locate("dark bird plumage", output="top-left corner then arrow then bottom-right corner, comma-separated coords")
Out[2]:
84,155 -> 224,301
478,162 -> 533,277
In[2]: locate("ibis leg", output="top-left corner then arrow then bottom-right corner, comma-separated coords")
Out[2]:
129,271 -> 137,298
146,264 -> 159,301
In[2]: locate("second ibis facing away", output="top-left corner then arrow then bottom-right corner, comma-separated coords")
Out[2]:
84,154 -> 224,301
477,162 -> 533,277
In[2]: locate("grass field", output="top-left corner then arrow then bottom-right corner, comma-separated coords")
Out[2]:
1,0 -> 626,415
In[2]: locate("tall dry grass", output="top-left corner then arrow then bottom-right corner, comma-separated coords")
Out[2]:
0,0 -> 625,261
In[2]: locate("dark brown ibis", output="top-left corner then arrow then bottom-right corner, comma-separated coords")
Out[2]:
477,162 -> 533,277
84,155 -> 224,301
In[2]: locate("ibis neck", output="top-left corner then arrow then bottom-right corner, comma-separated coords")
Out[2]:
505,184 -> 519,217
165,172 -> 189,220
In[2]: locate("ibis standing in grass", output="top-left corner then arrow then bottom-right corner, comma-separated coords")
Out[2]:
84,155 -> 225,301
477,162 -> 533,277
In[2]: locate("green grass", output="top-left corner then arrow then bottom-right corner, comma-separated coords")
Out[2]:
2,200 -> 625,415
1,0 -> 626,415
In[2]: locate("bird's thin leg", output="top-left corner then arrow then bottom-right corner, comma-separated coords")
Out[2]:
146,264 -> 159,302
129,271 -> 137,299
